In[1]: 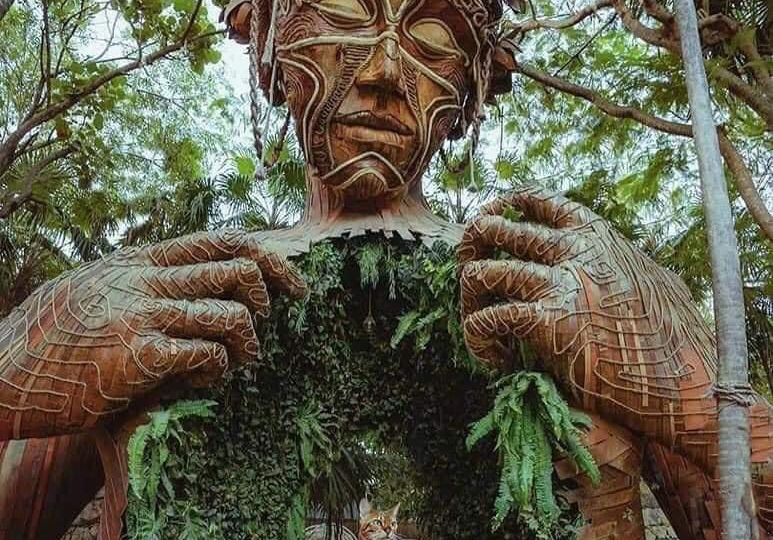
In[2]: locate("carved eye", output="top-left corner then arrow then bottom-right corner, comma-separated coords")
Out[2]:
316,0 -> 370,22
408,19 -> 462,58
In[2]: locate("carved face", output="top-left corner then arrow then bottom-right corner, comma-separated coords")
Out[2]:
273,0 -> 488,207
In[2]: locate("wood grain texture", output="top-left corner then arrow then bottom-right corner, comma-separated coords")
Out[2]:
556,415 -> 646,539
458,186 -> 773,536
0,230 -> 306,539
0,434 -> 102,540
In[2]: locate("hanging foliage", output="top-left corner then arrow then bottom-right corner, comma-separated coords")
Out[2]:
126,237 -> 590,540
467,373 -> 599,536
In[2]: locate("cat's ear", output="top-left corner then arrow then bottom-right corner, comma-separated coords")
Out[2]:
388,502 -> 400,519
359,498 -> 372,518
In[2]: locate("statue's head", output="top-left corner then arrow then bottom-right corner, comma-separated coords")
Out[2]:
226,0 -> 513,211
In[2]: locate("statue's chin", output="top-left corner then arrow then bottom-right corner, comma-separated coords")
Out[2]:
318,155 -> 417,209
339,173 -> 388,203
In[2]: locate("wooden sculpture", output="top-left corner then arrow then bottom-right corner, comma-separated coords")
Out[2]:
0,231 -> 306,538
0,0 -> 771,538
458,186 -> 773,537
224,0 -> 510,250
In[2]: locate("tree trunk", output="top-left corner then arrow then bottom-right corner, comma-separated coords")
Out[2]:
0,0 -> 13,22
673,1 -> 755,538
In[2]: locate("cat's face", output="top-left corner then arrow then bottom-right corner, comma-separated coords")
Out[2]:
358,499 -> 400,540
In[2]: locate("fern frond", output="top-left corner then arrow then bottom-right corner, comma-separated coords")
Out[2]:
466,412 -> 495,450
128,424 -> 151,499
467,371 -> 599,536
390,311 -> 421,348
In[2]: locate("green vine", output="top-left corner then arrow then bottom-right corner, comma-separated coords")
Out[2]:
126,237 -> 590,539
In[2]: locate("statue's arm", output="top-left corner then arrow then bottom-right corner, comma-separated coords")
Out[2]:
0,229 -> 306,441
456,187 -> 772,533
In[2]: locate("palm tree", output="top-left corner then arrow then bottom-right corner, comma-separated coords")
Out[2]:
674,0 -> 755,536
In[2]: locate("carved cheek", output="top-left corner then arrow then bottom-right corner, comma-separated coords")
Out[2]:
412,64 -> 464,144
279,44 -> 340,151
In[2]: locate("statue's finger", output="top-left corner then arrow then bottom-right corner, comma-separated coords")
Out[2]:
458,215 -> 581,266
135,230 -> 307,300
140,258 -> 270,318
460,259 -> 562,318
463,302 -> 545,368
142,299 -> 259,367
481,186 -> 594,229
136,230 -> 244,267
136,334 -> 229,384
237,236 -> 308,300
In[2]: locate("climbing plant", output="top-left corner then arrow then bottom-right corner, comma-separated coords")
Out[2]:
127,237 -> 589,540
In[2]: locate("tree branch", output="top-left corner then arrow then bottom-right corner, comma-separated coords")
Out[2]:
710,66 -> 773,128
509,0 -> 613,35
516,61 -> 773,240
0,27 -> 224,175
716,130 -> 773,240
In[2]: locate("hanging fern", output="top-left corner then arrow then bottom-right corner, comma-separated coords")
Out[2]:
467,372 -> 600,537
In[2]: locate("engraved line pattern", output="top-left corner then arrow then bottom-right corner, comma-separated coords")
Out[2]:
458,186 -> 773,533
0,229 -> 306,441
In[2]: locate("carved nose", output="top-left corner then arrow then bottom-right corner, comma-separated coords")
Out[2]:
356,37 -> 404,96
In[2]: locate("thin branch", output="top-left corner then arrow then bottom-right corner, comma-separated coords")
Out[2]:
90,11 -> 121,63
53,0 -> 90,77
41,0 -> 52,106
516,61 -> 773,240
181,0 -> 204,42
710,66 -> 773,128
716,129 -> 773,240
510,0 -> 613,34
554,14 -> 617,75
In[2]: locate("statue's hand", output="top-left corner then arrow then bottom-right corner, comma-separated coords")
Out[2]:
0,230 -> 306,440
458,187 -> 716,402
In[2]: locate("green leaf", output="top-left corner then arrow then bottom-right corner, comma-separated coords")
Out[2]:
234,156 -> 256,178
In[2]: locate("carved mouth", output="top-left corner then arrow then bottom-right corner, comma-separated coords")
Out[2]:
334,111 -> 413,136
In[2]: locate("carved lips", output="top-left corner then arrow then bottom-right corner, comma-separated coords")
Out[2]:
332,111 -> 415,166
335,111 -> 413,137
274,0 -> 483,206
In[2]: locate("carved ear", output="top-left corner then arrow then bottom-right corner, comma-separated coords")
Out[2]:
220,0 -> 257,44
486,39 -> 519,104
359,498 -> 372,518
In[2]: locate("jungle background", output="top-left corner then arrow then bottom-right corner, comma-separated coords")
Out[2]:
0,0 -> 771,537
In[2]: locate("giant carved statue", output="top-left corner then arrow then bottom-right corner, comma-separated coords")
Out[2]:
0,0 -> 770,538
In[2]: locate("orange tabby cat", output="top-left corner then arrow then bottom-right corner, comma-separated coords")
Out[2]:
358,499 -> 400,540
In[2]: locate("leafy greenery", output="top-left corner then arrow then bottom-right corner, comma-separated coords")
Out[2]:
125,238 -> 588,539
467,373 -> 599,536
126,399 -> 220,540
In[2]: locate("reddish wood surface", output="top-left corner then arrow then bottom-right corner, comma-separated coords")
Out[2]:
458,187 -> 773,536
0,434 -> 102,540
